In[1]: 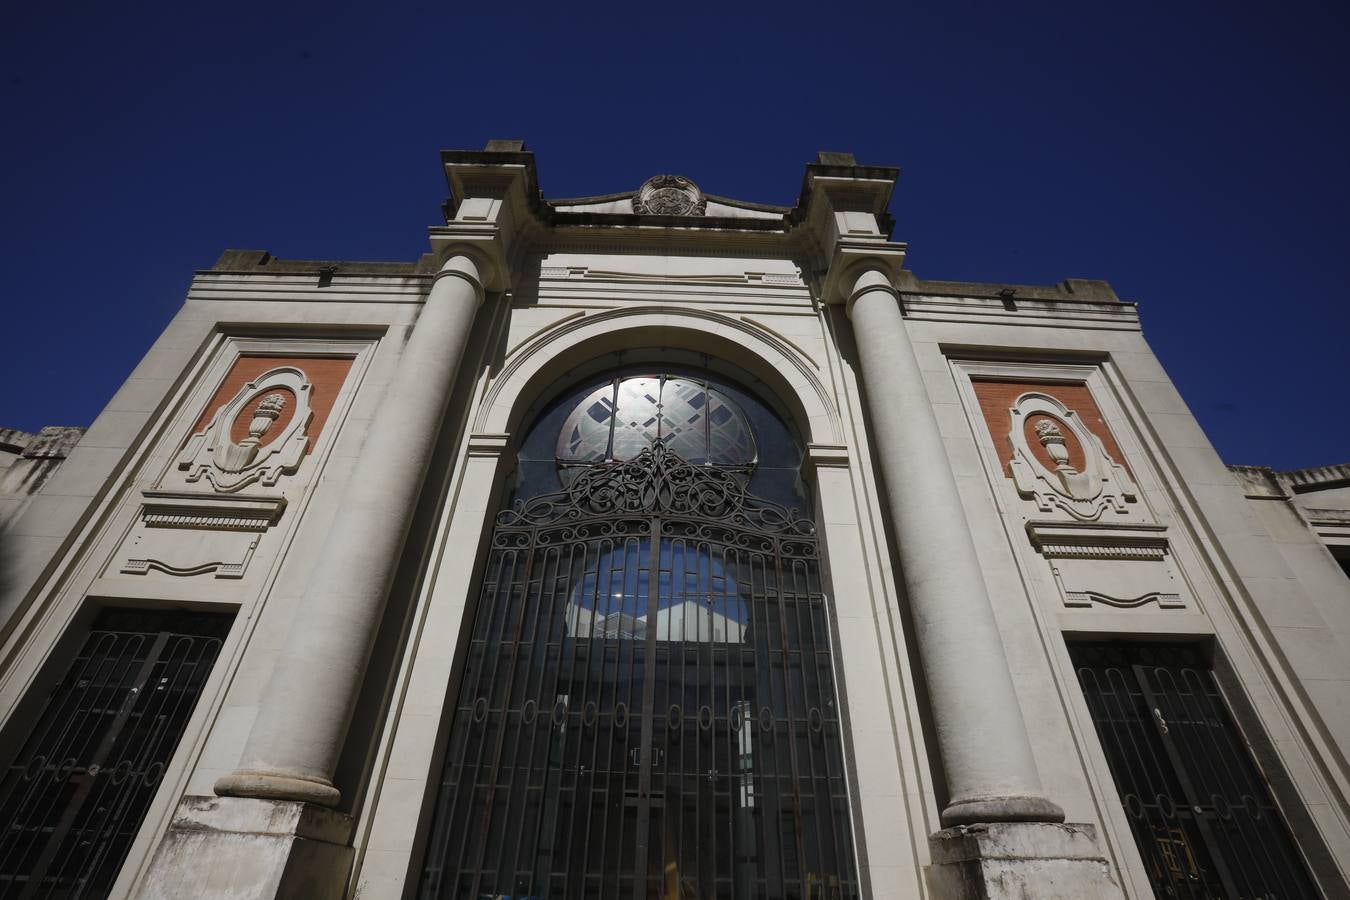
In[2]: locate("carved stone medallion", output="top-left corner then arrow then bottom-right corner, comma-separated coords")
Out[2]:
176,366 -> 314,492
632,175 -> 706,216
1006,391 -> 1139,521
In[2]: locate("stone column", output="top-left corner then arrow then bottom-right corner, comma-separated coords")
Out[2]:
215,251 -> 489,807
846,266 -> 1063,827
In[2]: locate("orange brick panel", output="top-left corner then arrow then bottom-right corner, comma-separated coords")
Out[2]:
971,380 -> 1131,478
192,356 -> 355,454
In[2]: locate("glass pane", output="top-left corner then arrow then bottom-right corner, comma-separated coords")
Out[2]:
658,378 -> 710,463
556,382 -> 616,464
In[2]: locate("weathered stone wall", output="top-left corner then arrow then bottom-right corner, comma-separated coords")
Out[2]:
0,426 -> 85,529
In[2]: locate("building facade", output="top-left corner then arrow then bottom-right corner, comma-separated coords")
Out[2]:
0,144 -> 1347,898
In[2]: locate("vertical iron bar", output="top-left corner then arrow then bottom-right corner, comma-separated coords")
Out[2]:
1135,663 -> 1242,900
632,518 -> 662,900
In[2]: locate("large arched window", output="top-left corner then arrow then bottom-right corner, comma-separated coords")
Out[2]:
418,369 -> 860,899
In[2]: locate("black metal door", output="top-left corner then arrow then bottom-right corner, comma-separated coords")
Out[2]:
420,444 -> 859,899
0,607 -> 231,899
1070,643 -> 1319,899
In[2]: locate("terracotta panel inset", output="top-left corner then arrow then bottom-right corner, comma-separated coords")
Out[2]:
972,380 -> 1130,477
193,356 -> 354,453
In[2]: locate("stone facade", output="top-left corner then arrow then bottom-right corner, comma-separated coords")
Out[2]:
0,143 -> 1346,898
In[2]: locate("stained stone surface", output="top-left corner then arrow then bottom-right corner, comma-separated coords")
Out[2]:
927,822 -> 1123,899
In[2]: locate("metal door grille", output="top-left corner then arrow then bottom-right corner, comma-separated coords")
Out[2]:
1070,643 -> 1319,899
0,608 -> 231,899
420,443 -> 859,899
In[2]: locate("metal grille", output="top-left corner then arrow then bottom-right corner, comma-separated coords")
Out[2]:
1070,643 -> 1319,899
420,443 -> 859,899
0,608 -> 232,899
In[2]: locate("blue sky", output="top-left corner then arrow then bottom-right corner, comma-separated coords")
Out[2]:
2,1 -> 1346,469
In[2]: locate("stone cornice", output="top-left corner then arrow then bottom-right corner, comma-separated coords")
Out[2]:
1228,462 -> 1350,498
200,149 -> 1132,314
1279,462 -> 1350,493
1025,520 -> 1170,561
902,277 -> 1123,305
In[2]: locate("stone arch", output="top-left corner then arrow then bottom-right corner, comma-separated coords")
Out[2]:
476,306 -> 843,447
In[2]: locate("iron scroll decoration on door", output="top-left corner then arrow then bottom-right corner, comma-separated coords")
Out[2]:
419,373 -> 861,900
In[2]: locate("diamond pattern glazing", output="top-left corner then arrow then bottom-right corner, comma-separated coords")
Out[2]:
556,376 -> 757,483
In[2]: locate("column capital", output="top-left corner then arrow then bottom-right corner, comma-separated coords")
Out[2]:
820,238 -> 910,312
427,225 -> 506,292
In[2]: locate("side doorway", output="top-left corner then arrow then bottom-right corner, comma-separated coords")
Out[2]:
0,607 -> 232,899
1069,642 -> 1320,898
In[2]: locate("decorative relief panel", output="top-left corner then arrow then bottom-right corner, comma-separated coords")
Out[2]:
120,493 -> 285,579
169,355 -> 353,494
632,174 -> 706,216
967,374 -> 1190,612
974,382 -> 1140,523
113,350 -> 358,581
1026,520 -> 1187,610
176,366 -> 312,492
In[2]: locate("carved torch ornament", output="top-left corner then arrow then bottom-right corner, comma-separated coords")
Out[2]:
1033,418 -> 1074,471
245,393 -> 286,443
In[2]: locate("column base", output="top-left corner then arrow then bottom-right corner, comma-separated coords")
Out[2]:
214,767 -> 341,807
941,794 -> 1064,827
926,822 -> 1122,899
137,796 -> 353,900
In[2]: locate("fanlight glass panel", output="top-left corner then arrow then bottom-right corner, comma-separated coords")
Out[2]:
557,375 -> 757,485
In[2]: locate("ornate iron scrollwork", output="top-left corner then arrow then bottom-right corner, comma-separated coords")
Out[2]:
499,441 -> 813,536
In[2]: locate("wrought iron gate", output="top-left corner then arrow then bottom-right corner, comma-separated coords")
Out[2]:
1070,643 -> 1319,898
0,608 -> 231,899
420,444 -> 859,899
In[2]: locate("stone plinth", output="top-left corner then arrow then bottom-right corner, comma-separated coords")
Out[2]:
137,796 -> 352,899
926,822 -> 1122,899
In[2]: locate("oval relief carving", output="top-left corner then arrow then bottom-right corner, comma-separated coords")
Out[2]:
177,366 -> 314,492
1008,392 -> 1137,521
